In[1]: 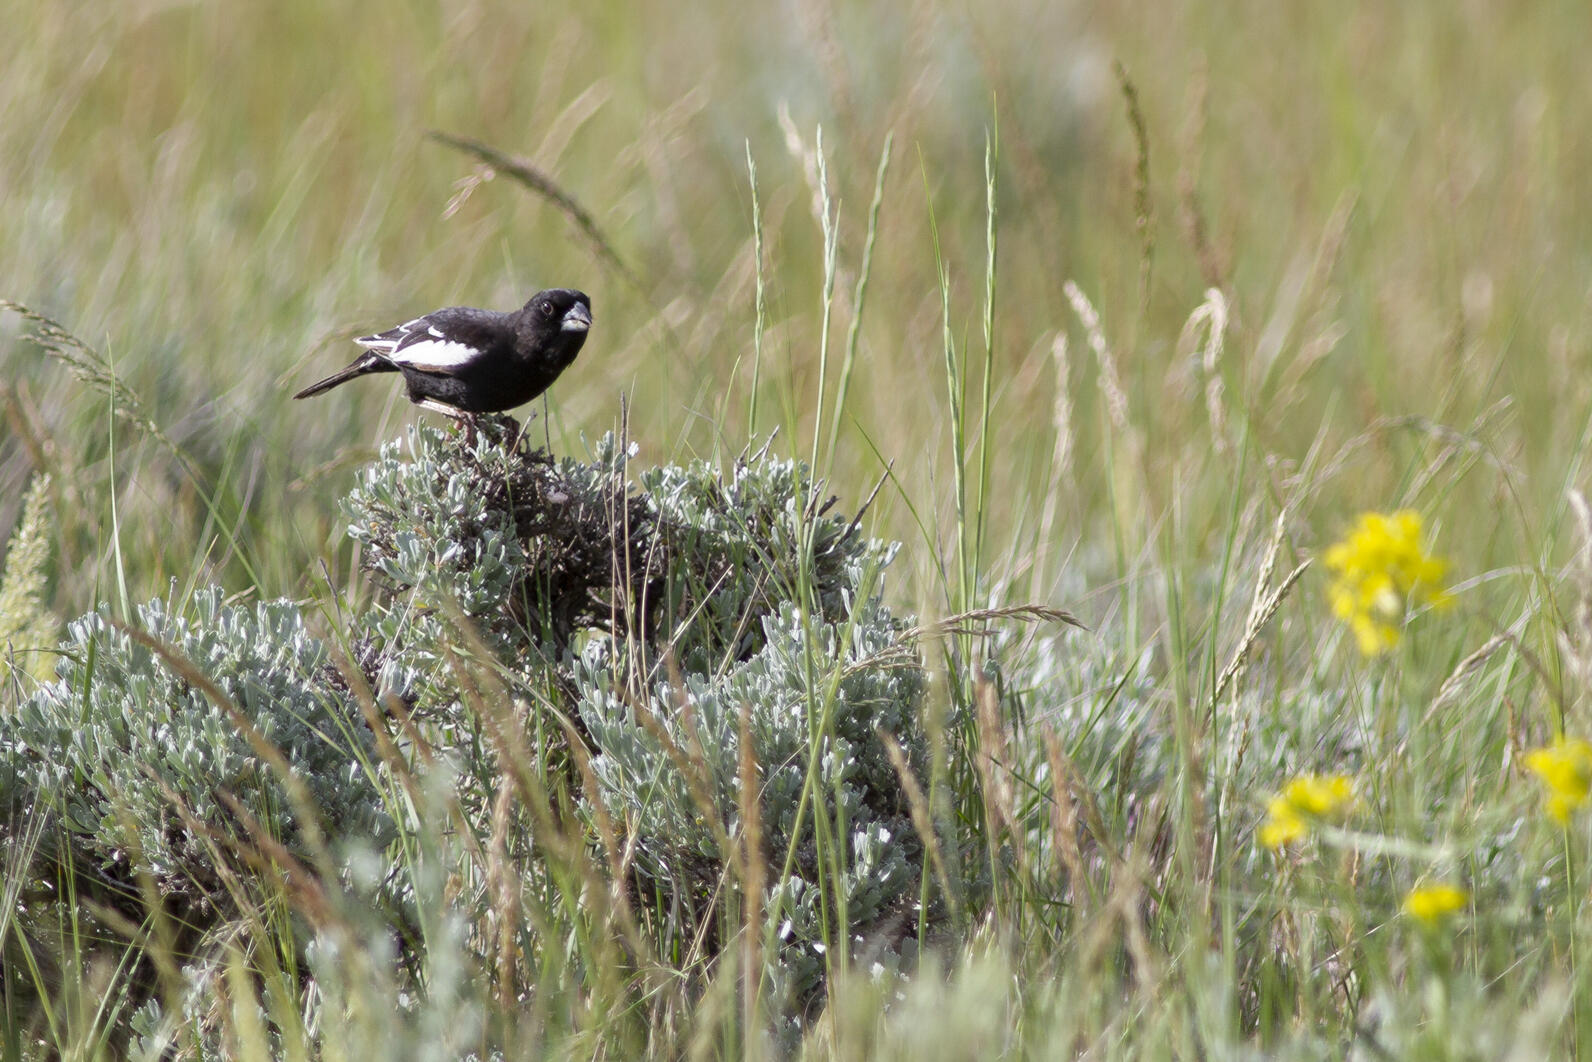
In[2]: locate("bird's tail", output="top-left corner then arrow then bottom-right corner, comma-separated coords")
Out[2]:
292,353 -> 394,400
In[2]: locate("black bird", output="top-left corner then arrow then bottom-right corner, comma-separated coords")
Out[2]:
294,288 -> 592,421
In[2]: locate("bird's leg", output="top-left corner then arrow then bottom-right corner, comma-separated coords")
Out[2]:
415,397 -> 465,420
503,413 -> 529,453
413,398 -> 479,444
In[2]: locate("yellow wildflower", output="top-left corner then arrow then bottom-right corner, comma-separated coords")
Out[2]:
1523,737 -> 1592,823
1259,774 -> 1356,849
1258,799 -> 1307,849
1403,883 -> 1468,926
1324,510 -> 1450,656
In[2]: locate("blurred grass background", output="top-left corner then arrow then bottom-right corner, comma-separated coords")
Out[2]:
6,0 -> 1589,616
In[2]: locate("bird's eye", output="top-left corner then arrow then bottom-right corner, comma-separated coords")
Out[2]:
541,302 -> 557,318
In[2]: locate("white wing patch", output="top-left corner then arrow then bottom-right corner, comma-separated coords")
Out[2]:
356,315 -> 436,348
387,337 -> 483,373
354,311 -> 491,372
355,317 -> 467,360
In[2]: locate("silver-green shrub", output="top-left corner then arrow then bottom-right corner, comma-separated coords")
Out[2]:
1,415 -> 930,1033
1,587 -> 389,898
347,420 -> 930,1006
345,424 -> 654,714
577,593 -> 926,1006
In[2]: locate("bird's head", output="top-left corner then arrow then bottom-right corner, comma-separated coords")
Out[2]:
521,288 -> 593,357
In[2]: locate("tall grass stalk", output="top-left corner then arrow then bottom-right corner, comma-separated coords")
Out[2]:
745,142 -> 767,439
825,131 -> 893,468
922,157 -> 968,624
806,126 -> 839,477
973,120 -> 998,587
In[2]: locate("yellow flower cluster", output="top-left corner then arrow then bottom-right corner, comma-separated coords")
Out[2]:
1259,774 -> 1356,849
1324,510 -> 1450,656
1523,737 -> 1592,823
1403,883 -> 1468,926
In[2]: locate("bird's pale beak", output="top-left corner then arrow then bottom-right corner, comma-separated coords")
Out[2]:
562,303 -> 592,332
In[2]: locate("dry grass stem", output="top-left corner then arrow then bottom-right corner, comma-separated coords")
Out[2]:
427,130 -> 644,294
1177,287 -> 1229,451
1214,554 -> 1311,705
908,604 -> 1085,643
1114,60 -> 1153,315
880,728 -> 958,920
1050,331 -> 1075,479
1063,281 -> 1130,433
